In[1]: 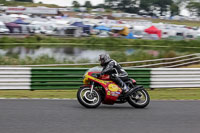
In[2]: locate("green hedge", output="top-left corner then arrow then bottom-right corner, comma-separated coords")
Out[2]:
0,36 -> 200,48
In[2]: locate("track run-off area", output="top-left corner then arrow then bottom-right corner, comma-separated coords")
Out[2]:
0,99 -> 200,133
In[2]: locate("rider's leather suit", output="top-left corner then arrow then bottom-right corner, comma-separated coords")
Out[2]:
100,59 -> 129,91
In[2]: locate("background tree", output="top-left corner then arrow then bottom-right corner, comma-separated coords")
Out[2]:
105,0 -> 117,8
152,0 -> 173,16
117,0 -> 139,13
187,2 -> 200,16
84,1 -> 92,8
170,2 -> 180,16
14,0 -> 33,2
140,0 -> 173,16
95,4 -> 105,8
140,0 -> 151,12
72,1 -> 80,8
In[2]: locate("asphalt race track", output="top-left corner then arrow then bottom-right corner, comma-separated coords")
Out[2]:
0,99 -> 200,133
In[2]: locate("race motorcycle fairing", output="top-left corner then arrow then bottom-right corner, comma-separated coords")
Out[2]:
83,72 -> 122,104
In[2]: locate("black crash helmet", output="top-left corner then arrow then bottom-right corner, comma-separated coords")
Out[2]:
99,54 -> 111,66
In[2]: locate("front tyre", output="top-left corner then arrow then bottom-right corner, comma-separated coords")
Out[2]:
77,87 -> 102,108
127,89 -> 150,108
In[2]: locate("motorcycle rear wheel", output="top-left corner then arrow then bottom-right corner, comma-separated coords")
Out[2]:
77,87 -> 102,108
127,89 -> 150,108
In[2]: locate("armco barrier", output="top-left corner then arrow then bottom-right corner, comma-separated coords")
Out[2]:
150,68 -> 200,88
0,67 -> 200,90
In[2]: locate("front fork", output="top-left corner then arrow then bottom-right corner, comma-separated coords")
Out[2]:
90,82 -> 94,94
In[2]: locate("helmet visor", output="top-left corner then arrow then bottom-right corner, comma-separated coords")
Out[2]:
99,55 -> 105,65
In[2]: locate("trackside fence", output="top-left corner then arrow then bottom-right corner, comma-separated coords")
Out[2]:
0,67 -> 200,90
3,53 -> 200,68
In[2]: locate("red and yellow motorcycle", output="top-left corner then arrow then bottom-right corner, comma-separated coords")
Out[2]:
77,67 -> 150,108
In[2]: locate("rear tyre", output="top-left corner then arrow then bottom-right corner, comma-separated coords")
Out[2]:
127,89 -> 150,108
77,87 -> 102,108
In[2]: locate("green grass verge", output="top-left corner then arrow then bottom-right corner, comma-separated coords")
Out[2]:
143,18 -> 200,27
1,36 -> 200,49
150,19 -> 200,27
123,18 -> 200,27
148,88 -> 200,100
1,36 -> 200,65
183,63 -> 200,68
0,0 -> 59,7
0,90 -> 77,99
0,88 -> 200,100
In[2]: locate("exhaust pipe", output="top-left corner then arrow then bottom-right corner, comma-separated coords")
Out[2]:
125,85 -> 144,97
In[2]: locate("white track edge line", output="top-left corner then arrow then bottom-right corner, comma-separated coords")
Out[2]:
0,97 -> 200,101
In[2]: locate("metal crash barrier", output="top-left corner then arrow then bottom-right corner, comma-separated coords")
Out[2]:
0,67 -> 200,90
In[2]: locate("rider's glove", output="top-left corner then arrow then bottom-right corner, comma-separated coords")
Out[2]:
96,72 -> 105,78
96,73 -> 101,78
101,72 -> 105,75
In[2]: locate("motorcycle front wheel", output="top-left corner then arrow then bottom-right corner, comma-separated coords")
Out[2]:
77,87 -> 102,108
127,89 -> 150,108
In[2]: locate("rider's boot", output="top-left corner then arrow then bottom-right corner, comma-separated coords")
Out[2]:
122,83 -> 129,94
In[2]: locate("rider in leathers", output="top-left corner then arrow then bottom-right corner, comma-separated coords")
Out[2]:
98,54 -> 129,93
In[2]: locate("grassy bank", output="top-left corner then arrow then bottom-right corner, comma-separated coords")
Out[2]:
0,88 -> 200,100
0,48 -> 193,65
150,19 -> 200,27
0,36 -> 200,65
0,0 -> 59,7
0,55 -> 76,65
184,64 -> 200,68
127,18 -> 200,27
0,36 -> 200,48
0,90 -> 76,99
